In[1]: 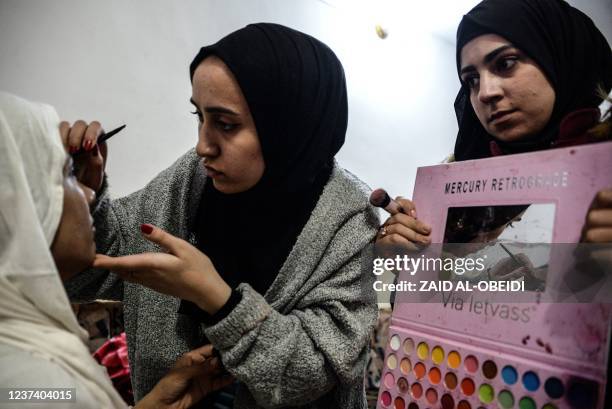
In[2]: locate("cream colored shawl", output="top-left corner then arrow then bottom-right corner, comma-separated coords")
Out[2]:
0,92 -> 126,408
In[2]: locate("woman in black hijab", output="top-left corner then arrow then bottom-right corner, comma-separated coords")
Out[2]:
188,23 -> 347,300
377,0 -> 612,248
64,23 -> 379,409
454,0 -> 612,160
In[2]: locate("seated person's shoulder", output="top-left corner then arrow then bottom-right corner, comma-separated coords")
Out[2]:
0,344 -> 99,409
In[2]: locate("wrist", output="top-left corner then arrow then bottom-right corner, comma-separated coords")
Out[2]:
196,280 -> 232,315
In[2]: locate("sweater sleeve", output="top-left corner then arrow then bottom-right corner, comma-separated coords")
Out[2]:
203,211 -> 378,408
65,150 -> 202,303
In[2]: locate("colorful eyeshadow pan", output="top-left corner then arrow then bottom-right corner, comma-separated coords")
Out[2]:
431,346 -> 444,364
460,377 -> 475,395
407,403 -> 418,409
440,393 -> 454,409
416,342 -> 429,360
478,383 -> 494,403
403,338 -> 414,354
464,355 -> 478,373
482,360 -> 497,379
410,382 -> 422,399
400,358 -> 411,375
498,390 -> 514,408
394,397 -> 405,409
425,388 -> 437,404
428,367 -> 441,384
390,334 -> 401,351
381,391 -> 392,407
501,365 -> 518,385
413,362 -> 426,379
444,371 -> 457,389
544,376 -> 564,398
522,371 -> 540,392
387,354 -> 397,370
457,399 -> 471,409
397,377 -> 409,394
384,372 -> 395,389
447,350 -> 461,368
518,396 -> 536,409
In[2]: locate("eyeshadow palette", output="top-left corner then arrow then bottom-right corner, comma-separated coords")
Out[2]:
376,142 -> 612,409
378,325 -> 603,409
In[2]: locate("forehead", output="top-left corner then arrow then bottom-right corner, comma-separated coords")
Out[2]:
191,56 -> 244,107
460,33 -> 512,68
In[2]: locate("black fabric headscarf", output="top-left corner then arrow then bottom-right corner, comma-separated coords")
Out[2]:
453,0 -> 612,161
189,23 -> 348,297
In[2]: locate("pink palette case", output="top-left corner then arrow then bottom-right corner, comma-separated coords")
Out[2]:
376,141 -> 612,409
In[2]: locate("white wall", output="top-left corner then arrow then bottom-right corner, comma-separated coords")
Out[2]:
0,0 -> 609,200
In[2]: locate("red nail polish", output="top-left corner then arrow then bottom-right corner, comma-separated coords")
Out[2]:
69,146 -> 77,153
84,140 -> 92,151
140,224 -> 153,234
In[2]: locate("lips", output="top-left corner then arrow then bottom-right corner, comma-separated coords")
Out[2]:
488,109 -> 517,124
204,165 -> 223,178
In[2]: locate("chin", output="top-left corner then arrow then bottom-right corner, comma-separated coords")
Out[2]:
489,123 -> 544,143
213,180 -> 249,194
76,244 -> 97,272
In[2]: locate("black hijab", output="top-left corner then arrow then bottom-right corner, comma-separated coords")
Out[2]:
189,23 -> 348,297
453,0 -> 612,161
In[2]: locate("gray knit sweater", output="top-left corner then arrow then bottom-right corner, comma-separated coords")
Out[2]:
65,149 -> 379,408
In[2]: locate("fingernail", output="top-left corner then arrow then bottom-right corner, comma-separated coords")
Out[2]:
69,146 -> 78,154
140,224 -> 153,234
85,140 -> 93,151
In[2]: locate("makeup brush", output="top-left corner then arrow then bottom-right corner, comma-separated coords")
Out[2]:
369,188 -> 404,215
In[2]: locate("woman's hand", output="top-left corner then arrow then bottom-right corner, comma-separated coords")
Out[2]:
136,344 -> 234,409
59,120 -> 107,192
582,189 -> 612,243
93,224 -> 232,314
376,197 -> 432,250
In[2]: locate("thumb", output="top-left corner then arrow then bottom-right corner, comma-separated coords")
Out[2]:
140,224 -> 187,255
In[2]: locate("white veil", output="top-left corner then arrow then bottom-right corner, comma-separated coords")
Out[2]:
0,92 -> 125,408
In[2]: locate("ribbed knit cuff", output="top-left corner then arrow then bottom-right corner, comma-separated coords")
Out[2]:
177,289 -> 242,325
204,283 -> 272,350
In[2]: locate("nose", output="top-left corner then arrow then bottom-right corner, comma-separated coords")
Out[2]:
195,124 -> 220,158
478,72 -> 503,104
79,182 -> 96,206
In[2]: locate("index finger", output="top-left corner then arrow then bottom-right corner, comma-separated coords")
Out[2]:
59,121 -> 70,149
395,197 -> 417,217
93,252 -> 173,274
140,224 -> 191,256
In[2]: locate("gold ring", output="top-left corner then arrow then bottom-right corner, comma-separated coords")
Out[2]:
380,226 -> 388,237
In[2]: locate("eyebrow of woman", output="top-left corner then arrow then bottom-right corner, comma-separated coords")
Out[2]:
189,98 -> 239,116
460,44 -> 515,74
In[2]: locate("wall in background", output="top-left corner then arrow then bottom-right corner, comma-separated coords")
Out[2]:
0,0 -> 609,200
